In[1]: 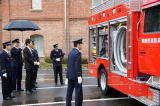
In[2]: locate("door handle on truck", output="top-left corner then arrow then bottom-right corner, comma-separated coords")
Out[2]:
139,51 -> 146,54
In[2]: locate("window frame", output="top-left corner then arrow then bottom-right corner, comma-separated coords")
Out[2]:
31,0 -> 42,11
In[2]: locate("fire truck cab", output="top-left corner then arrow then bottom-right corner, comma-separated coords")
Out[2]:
88,0 -> 160,105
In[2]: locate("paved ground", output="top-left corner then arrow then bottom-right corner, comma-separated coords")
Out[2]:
0,70 -> 145,106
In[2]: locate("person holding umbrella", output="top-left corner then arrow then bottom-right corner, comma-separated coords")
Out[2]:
0,41 -> 15,100
11,39 -> 24,92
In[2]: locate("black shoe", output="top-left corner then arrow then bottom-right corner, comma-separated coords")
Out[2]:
17,88 -> 24,92
32,89 -> 37,92
4,97 -> 12,100
33,88 -> 36,90
9,95 -> 15,98
30,90 -> 36,93
61,83 -> 64,85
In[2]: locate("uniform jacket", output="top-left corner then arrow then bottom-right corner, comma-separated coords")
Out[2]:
0,50 -> 12,77
50,49 -> 64,67
11,47 -> 23,68
32,48 -> 40,68
23,47 -> 36,69
67,48 -> 82,80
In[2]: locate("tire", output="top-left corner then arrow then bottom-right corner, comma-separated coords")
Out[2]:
99,68 -> 109,95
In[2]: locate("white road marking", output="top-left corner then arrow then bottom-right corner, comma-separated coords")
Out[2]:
0,85 -> 98,93
14,97 -> 130,106
37,85 -> 97,90
21,77 -> 94,82
0,77 -> 95,83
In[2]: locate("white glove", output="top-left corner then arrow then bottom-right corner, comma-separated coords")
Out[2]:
56,58 -> 60,62
65,78 -> 68,85
34,62 -> 37,65
2,73 -> 7,78
37,62 -> 40,66
20,43 -> 25,49
78,77 -> 82,84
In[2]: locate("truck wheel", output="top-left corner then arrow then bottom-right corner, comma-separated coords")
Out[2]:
100,68 -> 108,95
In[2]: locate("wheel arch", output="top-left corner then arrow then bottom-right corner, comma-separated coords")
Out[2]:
98,64 -> 107,78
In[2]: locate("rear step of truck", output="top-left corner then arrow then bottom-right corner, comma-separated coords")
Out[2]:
129,95 -> 159,106
147,76 -> 160,89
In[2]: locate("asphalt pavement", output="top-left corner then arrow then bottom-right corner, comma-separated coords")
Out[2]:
0,70 -> 145,106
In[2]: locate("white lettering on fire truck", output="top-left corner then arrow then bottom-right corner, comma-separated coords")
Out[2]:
142,38 -> 160,44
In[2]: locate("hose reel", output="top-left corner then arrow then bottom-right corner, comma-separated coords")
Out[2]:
113,26 -> 127,73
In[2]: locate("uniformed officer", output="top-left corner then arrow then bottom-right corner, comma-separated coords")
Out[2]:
11,39 -> 24,92
31,41 -> 40,90
66,38 -> 83,106
0,41 -> 14,100
50,44 -> 64,85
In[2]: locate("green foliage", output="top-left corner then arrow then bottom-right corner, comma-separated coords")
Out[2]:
44,56 -> 52,63
44,56 -> 88,64
62,56 -> 68,64
81,57 -> 88,64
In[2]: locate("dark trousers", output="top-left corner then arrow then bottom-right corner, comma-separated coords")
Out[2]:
12,67 -> 22,90
1,76 -> 12,99
33,67 -> 38,88
66,79 -> 83,106
53,65 -> 63,84
25,69 -> 34,91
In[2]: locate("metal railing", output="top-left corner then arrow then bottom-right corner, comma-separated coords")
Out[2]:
91,0 -> 141,14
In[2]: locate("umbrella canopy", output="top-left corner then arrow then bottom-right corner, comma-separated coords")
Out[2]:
3,20 -> 40,31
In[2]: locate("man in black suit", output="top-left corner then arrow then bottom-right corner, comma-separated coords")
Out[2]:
11,39 -> 24,92
0,41 -> 14,100
50,44 -> 64,85
31,41 -> 40,90
66,38 -> 83,106
23,39 -> 39,94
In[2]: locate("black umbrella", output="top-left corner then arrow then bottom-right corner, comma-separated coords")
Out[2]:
3,20 -> 40,43
3,20 -> 40,31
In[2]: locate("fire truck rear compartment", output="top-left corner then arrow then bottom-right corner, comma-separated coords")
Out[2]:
110,21 -> 127,76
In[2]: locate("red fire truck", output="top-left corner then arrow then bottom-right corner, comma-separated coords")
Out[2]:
88,0 -> 160,105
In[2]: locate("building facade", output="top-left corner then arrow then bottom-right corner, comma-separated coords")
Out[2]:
0,0 -> 92,57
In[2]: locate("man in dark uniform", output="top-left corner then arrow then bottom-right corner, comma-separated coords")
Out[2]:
66,38 -> 83,106
50,44 -> 64,85
31,41 -> 40,90
0,41 -> 14,100
23,39 -> 38,94
11,39 -> 24,92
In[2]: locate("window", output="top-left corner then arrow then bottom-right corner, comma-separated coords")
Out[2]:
89,28 -> 97,64
98,26 -> 108,58
32,0 -> 42,10
92,0 -> 102,8
30,35 -> 44,57
144,5 -> 160,33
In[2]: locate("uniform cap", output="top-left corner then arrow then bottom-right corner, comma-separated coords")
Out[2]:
3,41 -> 12,46
72,38 -> 83,44
53,44 -> 58,48
12,38 -> 20,43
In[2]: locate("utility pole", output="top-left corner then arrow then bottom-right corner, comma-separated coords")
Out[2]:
64,0 -> 70,55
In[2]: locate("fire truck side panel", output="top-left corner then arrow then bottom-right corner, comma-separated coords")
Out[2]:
108,73 -> 149,97
138,4 -> 160,77
88,64 -> 99,78
88,4 -> 129,26
127,11 -> 140,79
